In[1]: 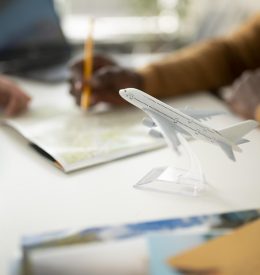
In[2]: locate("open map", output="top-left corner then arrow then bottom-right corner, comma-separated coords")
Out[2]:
6,106 -> 165,172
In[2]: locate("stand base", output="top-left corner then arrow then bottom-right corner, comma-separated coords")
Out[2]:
134,166 -> 207,196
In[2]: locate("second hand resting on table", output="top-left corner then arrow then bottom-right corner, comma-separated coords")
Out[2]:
69,13 -> 260,121
0,75 -> 31,117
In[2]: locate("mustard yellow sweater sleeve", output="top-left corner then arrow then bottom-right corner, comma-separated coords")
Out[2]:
139,13 -> 260,98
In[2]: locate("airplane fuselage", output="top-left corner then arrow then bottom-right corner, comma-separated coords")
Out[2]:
120,88 -> 258,161
120,89 -> 231,146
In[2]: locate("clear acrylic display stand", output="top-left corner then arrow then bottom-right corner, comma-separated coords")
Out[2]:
134,134 -> 207,196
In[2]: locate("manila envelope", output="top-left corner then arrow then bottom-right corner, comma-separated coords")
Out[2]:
167,219 -> 260,275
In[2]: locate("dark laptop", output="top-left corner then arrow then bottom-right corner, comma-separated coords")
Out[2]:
0,0 -> 72,82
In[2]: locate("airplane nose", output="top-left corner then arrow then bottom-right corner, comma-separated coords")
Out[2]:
119,89 -> 126,98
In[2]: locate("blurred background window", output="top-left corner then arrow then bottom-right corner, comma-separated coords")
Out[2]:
55,0 -> 260,53
1,0 -> 260,80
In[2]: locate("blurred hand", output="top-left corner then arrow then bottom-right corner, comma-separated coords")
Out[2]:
0,75 -> 31,117
69,54 -> 143,107
223,70 -> 260,119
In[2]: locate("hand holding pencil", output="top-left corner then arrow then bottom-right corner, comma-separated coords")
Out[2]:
69,57 -> 143,107
69,20 -> 143,108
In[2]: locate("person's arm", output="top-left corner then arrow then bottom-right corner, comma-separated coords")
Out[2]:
255,106 -> 260,122
140,13 -> 260,98
0,75 -> 31,116
69,13 -> 260,111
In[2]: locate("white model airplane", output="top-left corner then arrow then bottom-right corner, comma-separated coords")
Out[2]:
119,88 -> 258,161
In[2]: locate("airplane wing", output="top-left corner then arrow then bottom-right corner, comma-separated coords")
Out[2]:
180,107 -> 225,121
144,109 -> 181,153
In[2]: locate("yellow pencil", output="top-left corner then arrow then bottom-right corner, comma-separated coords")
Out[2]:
81,18 -> 94,110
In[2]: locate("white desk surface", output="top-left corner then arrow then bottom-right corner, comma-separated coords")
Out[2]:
1,79 -> 260,275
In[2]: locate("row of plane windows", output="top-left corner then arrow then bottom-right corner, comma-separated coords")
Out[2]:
133,95 -> 217,143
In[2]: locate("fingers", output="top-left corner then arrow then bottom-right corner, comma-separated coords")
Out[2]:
4,94 -> 30,117
87,66 -> 140,105
70,78 -> 125,107
5,95 -> 20,116
4,87 -> 31,116
92,54 -> 116,71
69,54 -> 116,74
69,54 -> 143,108
69,65 -> 140,107
225,70 -> 260,119
0,76 -> 31,117
90,89 -> 126,105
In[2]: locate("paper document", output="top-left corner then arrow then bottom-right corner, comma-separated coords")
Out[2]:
5,105 -> 164,172
21,208 -> 260,275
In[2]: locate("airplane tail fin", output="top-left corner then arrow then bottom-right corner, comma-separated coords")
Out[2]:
217,120 -> 258,161
219,120 -> 258,144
